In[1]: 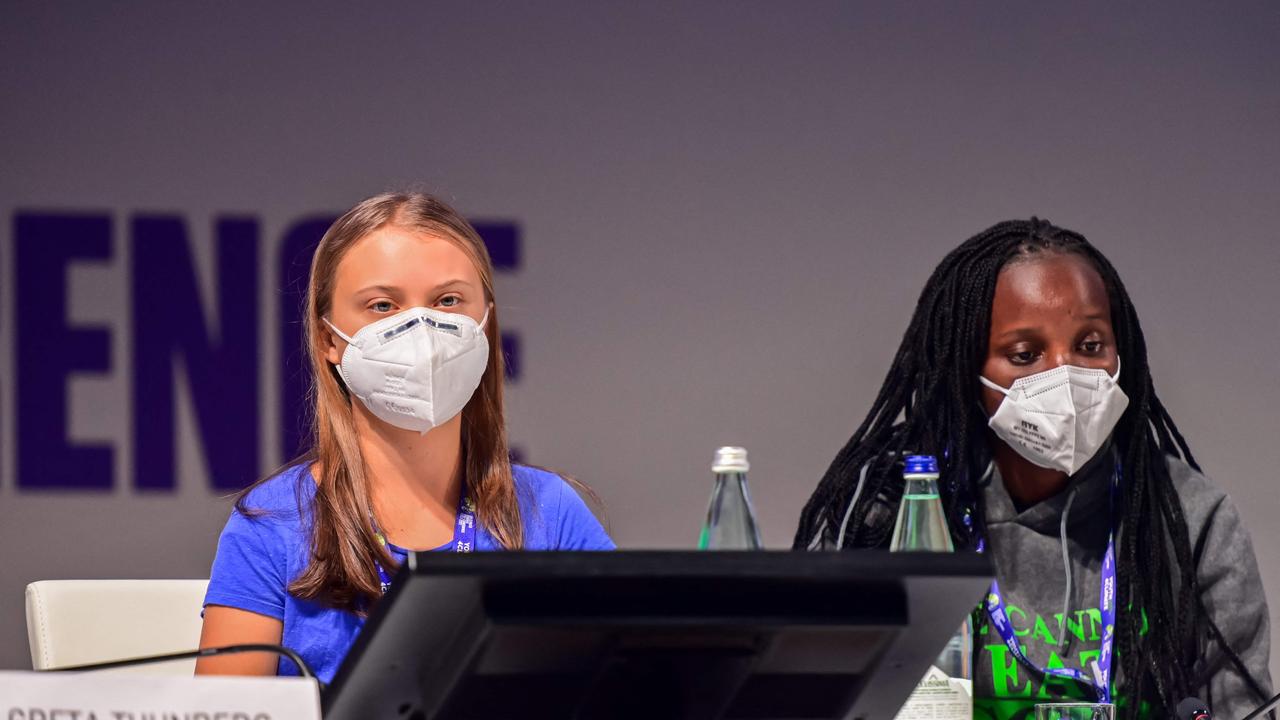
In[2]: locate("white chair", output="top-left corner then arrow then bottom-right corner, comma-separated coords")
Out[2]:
25,579 -> 209,675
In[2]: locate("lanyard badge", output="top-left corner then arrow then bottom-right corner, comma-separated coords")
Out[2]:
373,488 -> 477,594
977,464 -> 1119,703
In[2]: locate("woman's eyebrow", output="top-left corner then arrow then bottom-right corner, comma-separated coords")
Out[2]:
430,278 -> 475,292
994,313 -> 1110,341
354,279 -> 475,297
353,284 -> 403,297
995,326 -> 1040,340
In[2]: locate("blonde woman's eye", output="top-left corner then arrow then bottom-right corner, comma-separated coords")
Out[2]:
370,300 -> 394,313
437,295 -> 461,308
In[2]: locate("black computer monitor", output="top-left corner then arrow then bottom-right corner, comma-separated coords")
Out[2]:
323,551 -> 991,720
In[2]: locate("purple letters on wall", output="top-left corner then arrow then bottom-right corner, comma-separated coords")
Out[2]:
10,211 -> 522,492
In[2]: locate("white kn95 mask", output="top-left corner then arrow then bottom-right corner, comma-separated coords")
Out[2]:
324,306 -> 490,433
979,361 -> 1128,476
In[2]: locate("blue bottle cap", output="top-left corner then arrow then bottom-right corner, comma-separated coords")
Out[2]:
904,455 -> 939,474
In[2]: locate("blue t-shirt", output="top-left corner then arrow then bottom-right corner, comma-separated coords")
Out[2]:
203,462 -> 615,682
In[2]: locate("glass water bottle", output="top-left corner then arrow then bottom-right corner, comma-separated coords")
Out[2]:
697,446 -> 763,550
890,455 -> 973,720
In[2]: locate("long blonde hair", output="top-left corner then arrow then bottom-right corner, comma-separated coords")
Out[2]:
239,191 -> 521,612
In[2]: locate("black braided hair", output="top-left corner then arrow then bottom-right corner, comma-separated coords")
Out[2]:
792,219 -> 1267,718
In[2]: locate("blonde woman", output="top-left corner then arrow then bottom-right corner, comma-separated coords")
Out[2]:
196,192 -> 613,681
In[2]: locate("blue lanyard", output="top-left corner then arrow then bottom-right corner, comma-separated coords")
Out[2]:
976,464 -> 1119,703
372,488 -> 477,594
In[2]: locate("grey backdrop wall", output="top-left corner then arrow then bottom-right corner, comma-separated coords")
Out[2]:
2,1 -> 1277,676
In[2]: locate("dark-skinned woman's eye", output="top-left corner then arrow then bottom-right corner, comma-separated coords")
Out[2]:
1009,351 -> 1036,365
1081,340 -> 1103,353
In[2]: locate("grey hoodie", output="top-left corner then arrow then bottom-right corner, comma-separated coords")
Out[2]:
974,446 -> 1272,720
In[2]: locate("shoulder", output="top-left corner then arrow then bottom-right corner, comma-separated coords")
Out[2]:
236,462 -> 316,520
511,463 -> 582,524
206,465 -> 316,619
511,464 -> 573,503
1164,454 -> 1236,543
217,463 -> 315,549
1164,454 -> 1223,506
1164,453 -> 1264,585
510,464 -> 614,550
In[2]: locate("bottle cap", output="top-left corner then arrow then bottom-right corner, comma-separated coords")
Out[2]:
904,455 -> 939,474
712,446 -> 749,473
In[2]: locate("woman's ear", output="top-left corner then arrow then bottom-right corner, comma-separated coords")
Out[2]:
322,320 -> 345,366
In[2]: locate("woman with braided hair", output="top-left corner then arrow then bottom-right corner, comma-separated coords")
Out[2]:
794,219 -> 1271,720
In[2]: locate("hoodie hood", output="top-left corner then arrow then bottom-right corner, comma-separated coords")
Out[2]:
982,439 -> 1116,536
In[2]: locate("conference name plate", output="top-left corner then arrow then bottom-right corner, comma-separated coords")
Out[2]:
0,671 -> 320,720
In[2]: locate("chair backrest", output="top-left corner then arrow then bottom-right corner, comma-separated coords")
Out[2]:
26,579 -> 209,675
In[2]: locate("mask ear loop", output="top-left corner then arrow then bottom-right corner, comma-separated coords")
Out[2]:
322,317 -> 357,345
978,375 -> 1013,396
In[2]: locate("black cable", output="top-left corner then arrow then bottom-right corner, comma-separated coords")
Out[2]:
1240,689 -> 1280,720
46,643 -> 321,685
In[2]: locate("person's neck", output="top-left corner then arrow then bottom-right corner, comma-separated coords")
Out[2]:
991,439 -> 1069,509
355,409 -> 464,549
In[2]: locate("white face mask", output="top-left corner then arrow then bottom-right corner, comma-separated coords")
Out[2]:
324,306 -> 490,433
979,361 -> 1128,476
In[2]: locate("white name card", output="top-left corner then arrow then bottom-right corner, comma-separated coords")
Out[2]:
0,671 -> 320,720
893,665 -> 973,720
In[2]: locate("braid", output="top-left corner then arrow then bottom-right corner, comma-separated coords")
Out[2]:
793,219 -> 1264,718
